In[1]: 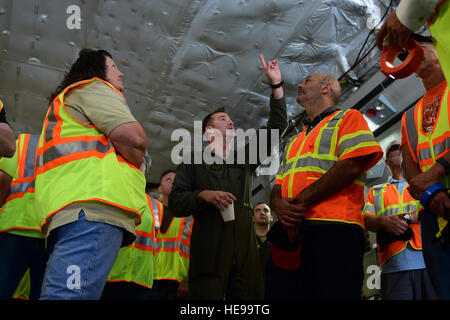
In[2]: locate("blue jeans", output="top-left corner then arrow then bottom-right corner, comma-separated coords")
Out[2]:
40,210 -> 124,300
421,209 -> 450,299
0,232 -> 47,300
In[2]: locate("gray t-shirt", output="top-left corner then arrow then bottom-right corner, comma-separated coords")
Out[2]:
44,81 -> 139,246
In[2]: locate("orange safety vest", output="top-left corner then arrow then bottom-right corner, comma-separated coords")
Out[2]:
402,82 -> 450,175
277,109 -> 382,227
364,183 -> 422,266
402,81 -> 450,237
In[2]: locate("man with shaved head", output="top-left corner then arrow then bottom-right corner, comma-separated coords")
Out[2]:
271,72 -> 383,299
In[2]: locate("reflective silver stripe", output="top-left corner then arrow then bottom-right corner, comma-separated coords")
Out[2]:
363,204 -> 376,215
317,110 -> 346,155
338,133 -> 377,157
433,138 -> 450,157
419,148 -> 432,162
283,111 -> 345,174
160,240 -> 178,249
9,180 -> 35,195
372,184 -> 386,214
181,216 -> 193,241
38,140 -> 113,166
135,235 -> 154,248
404,108 -> 418,158
180,243 -> 190,256
282,161 -> 294,172
383,207 -> 401,216
294,157 -> 336,171
151,198 -> 160,231
45,104 -> 57,144
318,127 -> 337,154
23,135 -> 39,178
423,137 -> 450,159
155,239 -> 190,256
417,138 -> 450,169
402,204 -> 418,214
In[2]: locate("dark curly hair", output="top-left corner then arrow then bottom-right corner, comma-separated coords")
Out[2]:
48,48 -> 112,103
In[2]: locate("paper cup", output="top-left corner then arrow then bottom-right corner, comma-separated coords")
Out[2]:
221,202 -> 235,222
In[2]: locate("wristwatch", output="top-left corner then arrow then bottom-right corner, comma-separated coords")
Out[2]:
270,81 -> 284,89
403,214 -> 412,224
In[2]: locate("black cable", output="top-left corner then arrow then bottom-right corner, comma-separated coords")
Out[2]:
338,0 -> 394,82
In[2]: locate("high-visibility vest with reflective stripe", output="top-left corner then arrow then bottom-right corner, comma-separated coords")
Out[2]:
402,83 -> 450,177
107,194 -> 158,288
279,109 -> 379,227
34,77 -> 146,228
153,207 -> 193,283
0,134 -> 43,238
364,183 -> 422,266
402,82 -> 450,236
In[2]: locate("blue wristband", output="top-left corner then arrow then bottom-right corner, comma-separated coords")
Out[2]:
420,183 -> 447,209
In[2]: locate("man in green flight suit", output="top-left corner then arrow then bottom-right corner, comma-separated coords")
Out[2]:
169,55 -> 288,299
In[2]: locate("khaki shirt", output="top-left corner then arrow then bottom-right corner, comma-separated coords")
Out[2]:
44,81 -> 138,246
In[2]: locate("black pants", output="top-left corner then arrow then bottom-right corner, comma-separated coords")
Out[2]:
265,259 -> 304,300
101,281 -> 151,300
0,232 -> 48,300
148,280 -> 179,300
299,221 -> 366,300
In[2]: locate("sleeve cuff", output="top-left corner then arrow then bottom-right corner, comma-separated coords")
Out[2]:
396,0 -> 437,31
269,94 -> 286,110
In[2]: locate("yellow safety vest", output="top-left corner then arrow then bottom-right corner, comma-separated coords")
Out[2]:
107,194 -> 158,288
402,83 -> 450,237
154,206 -> 193,283
34,77 -> 146,229
0,134 -> 43,238
428,0 -> 450,84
